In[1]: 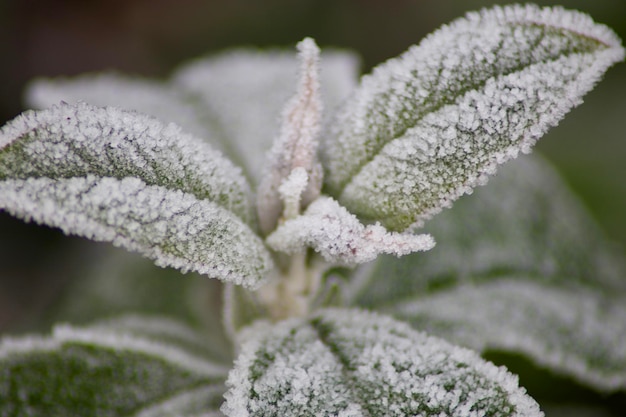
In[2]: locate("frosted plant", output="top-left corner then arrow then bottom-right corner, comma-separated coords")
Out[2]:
0,4 -> 625,416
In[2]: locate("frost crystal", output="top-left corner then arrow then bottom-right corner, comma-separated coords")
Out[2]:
267,196 -> 434,265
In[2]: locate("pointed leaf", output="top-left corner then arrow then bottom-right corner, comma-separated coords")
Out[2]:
0,103 -> 273,287
267,196 -> 434,265
347,156 -> 626,391
174,48 -> 360,182
0,317 -> 228,416
323,4 -> 624,231
257,38 -> 324,234
223,308 -> 542,417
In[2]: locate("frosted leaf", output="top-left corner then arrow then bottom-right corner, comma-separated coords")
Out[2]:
222,308 -> 543,417
0,317 -> 228,417
391,280 -> 626,392
257,38 -> 323,234
173,47 -> 360,183
266,196 -> 434,265
346,156 -> 626,391
0,176 -> 272,288
322,4 -> 625,231
0,102 -> 253,223
24,72 -> 218,142
0,102 -> 274,287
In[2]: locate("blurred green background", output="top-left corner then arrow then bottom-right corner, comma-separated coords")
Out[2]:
0,0 -> 624,415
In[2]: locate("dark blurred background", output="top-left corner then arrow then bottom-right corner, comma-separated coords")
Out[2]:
0,0 -> 624,331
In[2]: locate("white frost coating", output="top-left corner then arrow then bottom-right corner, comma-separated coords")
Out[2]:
257,38 -> 323,234
391,279 -> 626,392
0,102 -> 253,223
267,196 -> 434,265
0,176 -> 273,288
24,73 -> 216,142
173,47 -> 360,183
223,308 -> 543,417
323,4 -> 624,231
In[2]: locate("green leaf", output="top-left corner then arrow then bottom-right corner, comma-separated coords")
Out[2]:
347,155 -> 626,391
0,317 -> 228,416
173,48 -> 360,183
0,103 -> 274,288
322,4 -> 624,231
223,308 -> 542,417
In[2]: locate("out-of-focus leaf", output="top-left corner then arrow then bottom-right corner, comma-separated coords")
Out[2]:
0,317 -> 228,416
24,73 -> 218,143
48,246 -> 232,362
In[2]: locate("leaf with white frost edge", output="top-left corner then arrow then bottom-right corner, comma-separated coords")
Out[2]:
173,47 -> 360,182
322,4 -> 625,231
0,317 -> 228,417
0,103 -> 273,287
346,156 -> 626,391
267,196 -> 434,265
223,308 -> 542,417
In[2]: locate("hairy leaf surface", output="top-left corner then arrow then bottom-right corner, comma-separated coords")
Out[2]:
323,4 -> 625,230
0,103 -> 273,287
0,317 -> 228,416
347,155 -> 626,390
223,308 -> 542,417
